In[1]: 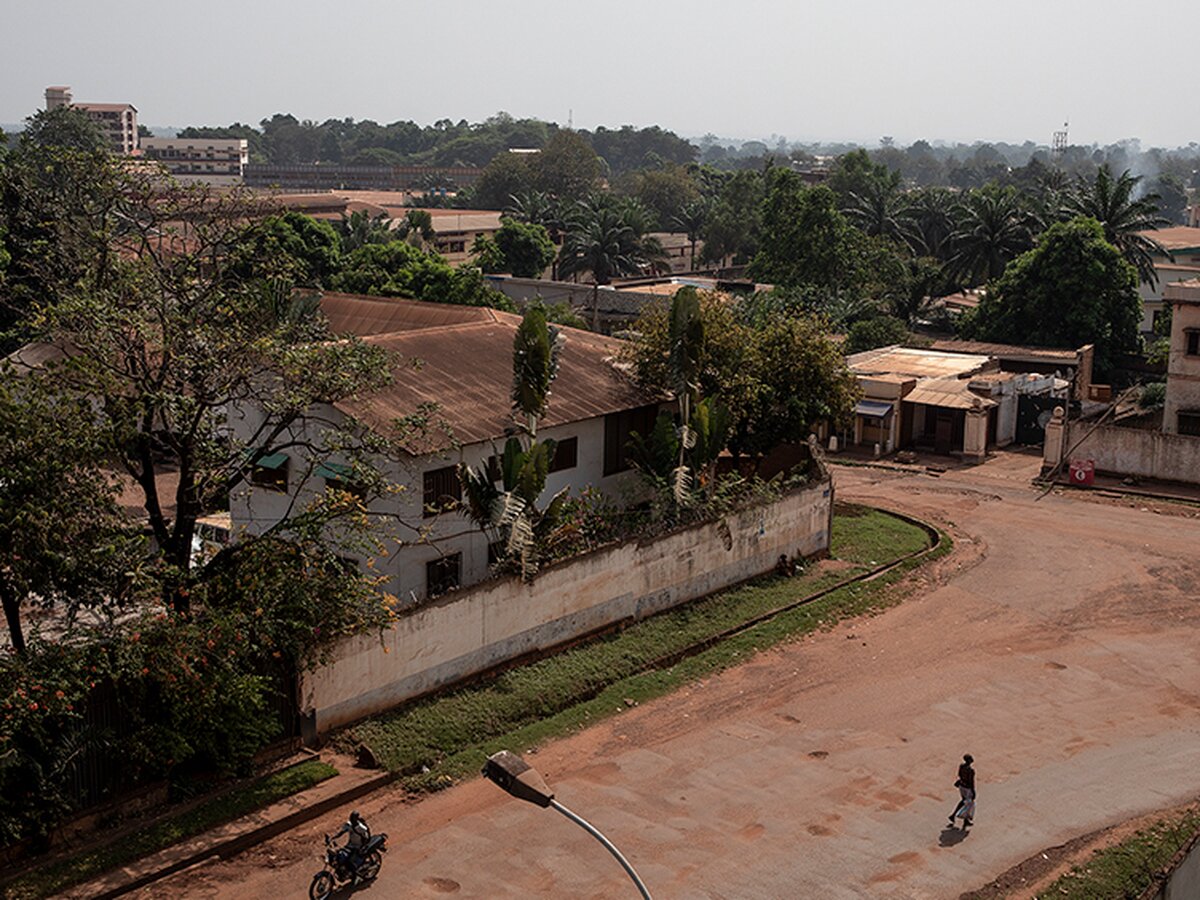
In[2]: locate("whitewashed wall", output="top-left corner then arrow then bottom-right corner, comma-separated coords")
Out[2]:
299,480 -> 833,735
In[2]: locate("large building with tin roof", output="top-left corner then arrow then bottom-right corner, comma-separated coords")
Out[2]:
230,293 -> 663,603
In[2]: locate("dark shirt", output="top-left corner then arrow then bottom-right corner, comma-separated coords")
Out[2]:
957,762 -> 975,792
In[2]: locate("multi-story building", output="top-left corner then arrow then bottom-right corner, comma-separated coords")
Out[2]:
45,85 -> 138,155
1136,226 -> 1200,334
1162,279 -> 1200,436
231,293 -> 662,604
141,136 -> 248,185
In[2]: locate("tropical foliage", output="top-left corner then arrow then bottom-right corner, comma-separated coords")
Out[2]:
961,217 -> 1142,377
458,304 -> 569,579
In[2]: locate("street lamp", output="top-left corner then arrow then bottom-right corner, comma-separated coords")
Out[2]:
482,750 -> 653,900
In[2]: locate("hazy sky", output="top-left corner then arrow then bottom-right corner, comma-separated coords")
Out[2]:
4,0 -> 1197,148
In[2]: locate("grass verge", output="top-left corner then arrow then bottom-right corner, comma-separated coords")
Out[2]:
1037,807 -> 1200,900
339,506 -> 945,792
3,758 -> 337,900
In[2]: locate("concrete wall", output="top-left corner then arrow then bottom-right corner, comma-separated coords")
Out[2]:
1060,420 -> 1200,484
298,480 -> 833,734
1143,827 -> 1200,900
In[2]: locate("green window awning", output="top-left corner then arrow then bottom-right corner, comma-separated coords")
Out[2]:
254,452 -> 289,470
316,461 -> 353,480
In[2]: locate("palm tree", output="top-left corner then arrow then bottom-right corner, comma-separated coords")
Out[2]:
946,186 -> 1039,286
506,190 -> 566,276
336,209 -> 392,252
670,200 -> 708,271
903,188 -> 957,260
394,209 -> 436,249
1061,166 -> 1169,286
559,202 -> 658,329
843,180 -> 916,246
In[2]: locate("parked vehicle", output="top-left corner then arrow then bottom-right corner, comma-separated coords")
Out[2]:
308,831 -> 388,900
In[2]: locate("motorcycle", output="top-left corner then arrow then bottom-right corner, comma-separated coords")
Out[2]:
308,831 -> 388,900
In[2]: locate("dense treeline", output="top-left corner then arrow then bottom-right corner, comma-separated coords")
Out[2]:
178,111 -> 698,175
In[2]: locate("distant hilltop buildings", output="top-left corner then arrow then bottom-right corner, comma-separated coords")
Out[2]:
45,85 -> 138,155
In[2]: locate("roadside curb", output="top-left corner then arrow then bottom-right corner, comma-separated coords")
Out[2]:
1036,477 -> 1200,507
89,770 -> 396,900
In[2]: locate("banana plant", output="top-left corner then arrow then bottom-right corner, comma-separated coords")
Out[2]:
459,304 -> 567,579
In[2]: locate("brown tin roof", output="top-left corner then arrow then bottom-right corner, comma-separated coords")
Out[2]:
322,294 -> 658,454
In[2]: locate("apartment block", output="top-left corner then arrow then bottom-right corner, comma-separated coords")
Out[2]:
45,85 -> 138,155
141,136 -> 248,185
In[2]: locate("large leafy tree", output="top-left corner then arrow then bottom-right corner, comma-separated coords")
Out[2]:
0,130 -> 121,350
481,218 -> 557,278
698,169 -> 764,268
827,149 -> 900,208
331,240 -> 513,309
18,108 -> 107,153
1061,165 -> 1169,286
749,175 -> 901,302
946,185 -> 1039,286
961,217 -> 1141,377
0,372 -> 145,652
233,211 -> 342,287
34,177 -> 394,609
533,131 -> 603,202
624,290 -> 858,463
627,164 -> 700,230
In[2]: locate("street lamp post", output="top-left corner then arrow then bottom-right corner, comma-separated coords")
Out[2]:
482,750 -> 653,900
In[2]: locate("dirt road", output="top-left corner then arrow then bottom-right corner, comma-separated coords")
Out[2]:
134,454 -> 1200,899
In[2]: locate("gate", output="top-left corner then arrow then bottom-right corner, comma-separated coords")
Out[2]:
1016,394 -> 1060,445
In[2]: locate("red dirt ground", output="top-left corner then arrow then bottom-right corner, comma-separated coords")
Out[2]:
113,452 -> 1200,899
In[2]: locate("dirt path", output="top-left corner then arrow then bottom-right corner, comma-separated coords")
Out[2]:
133,453 -> 1200,899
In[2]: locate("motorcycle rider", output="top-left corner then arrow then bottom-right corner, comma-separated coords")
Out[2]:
331,810 -> 371,877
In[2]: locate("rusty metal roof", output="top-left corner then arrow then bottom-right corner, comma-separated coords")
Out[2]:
1140,226 -> 1200,252
847,346 -> 992,379
904,377 -> 998,410
319,293 -> 496,336
326,294 -> 658,454
929,339 -> 1081,365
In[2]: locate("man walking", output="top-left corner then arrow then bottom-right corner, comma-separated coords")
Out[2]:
948,754 -> 976,827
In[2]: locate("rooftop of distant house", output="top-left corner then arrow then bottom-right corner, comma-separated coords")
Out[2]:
319,293 -> 659,454
928,338 -> 1086,368
1164,278 -> 1200,305
846,345 -> 994,380
1142,226 -> 1200,253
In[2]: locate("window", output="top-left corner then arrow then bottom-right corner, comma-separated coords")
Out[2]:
426,553 -> 461,597
549,436 -> 578,473
1179,412 -> 1200,437
1186,330 -> 1200,357
603,405 -> 660,475
423,465 -> 461,517
318,462 -> 366,499
250,452 -> 289,491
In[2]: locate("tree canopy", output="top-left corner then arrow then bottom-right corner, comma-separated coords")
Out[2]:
961,217 -> 1141,377
624,290 -> 859,462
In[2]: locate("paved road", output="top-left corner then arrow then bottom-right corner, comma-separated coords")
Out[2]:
140,454 -> 1200,899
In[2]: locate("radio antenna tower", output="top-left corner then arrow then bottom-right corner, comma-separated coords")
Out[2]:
1052,119 -> 1069,160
